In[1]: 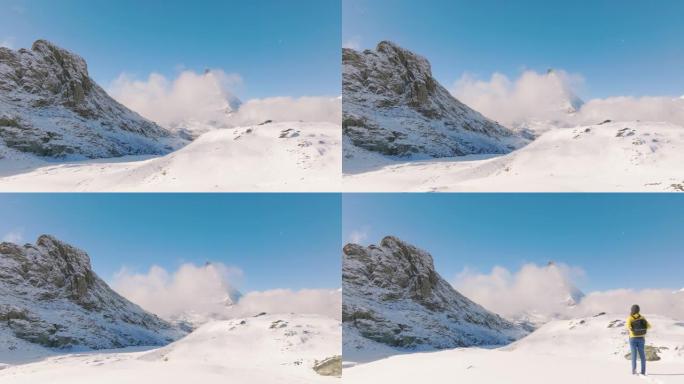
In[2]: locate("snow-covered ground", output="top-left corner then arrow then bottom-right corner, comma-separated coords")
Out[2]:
344,313 -> 684,384
0,121 -> 341,192
344,121 -> 684,192
0,313 -> 341,384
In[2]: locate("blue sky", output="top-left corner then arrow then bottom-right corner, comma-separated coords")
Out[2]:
343,0 -> 684,99
0,194 -> 341,291
343,194 -> 684,292
0,0 -> 340,99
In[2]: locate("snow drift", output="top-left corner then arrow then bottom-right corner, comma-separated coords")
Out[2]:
0,121 -> 341,192
0,313 -> 341,384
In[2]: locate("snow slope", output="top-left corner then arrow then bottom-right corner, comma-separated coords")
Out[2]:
0,121 -> 341,191
344,121 -> 684,192
0,313 -> 341,384
344,313 -> 684,383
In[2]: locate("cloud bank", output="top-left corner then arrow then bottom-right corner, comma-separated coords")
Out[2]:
109,70 -> 341,129
453,263 -> 585,319
112,262 -> 243,320
228,96 -> 341,126
453,263 -> 684,320
579,289 -> 684,320
109,70 -> 242,127
224,289 -> 341,321
451,70 -> 684,127
577,96 -> 684,126
452,70 -> 584,127
112,263 -> 341,321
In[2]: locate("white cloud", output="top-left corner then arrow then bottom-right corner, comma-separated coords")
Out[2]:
228,96 -> 341,126
453,263 -> 684,320
578,289 -> 684,320
2,228 -> 24,243
112,263 -> 340,321
225,288 -> 341,321
451,69 -> 684,128
576,96 -> 684,126
109,70 -> 340,128
453,263 -> 585,319
112,262 -> 243,320
343,36 -> 361,50
108,69 -> 243,127
0,37 -> 15,49
451,70 -> 584,126
348,226 -> 370,244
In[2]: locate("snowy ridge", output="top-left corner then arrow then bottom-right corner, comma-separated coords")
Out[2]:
0,121 -> 341,191
0,40 -> 185,160
342,41 -> 528,166
0,236 -> 184,364
343,236 -> 528,362
344,121 -> 684,192
0,313 -> 341,383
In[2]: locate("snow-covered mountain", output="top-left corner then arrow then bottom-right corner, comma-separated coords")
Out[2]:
0,313 -> 341,383
344,121 -> 684,192
0,121 -> 341,191
343,236 -> 528,361
164,95 -> 243,139
505,262 -> 585,329
342,41 -> 529,166
0,40 -> 185,160
0,235 -> 184,363
344,312 -> 684,383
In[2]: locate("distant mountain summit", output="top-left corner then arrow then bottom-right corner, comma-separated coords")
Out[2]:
0,40 -> 185,160
544,69 -> 584,114
343,41 -> 528,161
343,236 -> 527,354
0,235 -> 184,354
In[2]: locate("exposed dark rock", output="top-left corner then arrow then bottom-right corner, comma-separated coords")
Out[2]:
0,235 -> 184,351
343,236 -> 527,350
343,41 -> 528,161
0,40 -> 185,159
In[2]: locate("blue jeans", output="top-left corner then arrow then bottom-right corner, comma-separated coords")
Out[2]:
630,337 -> 646,374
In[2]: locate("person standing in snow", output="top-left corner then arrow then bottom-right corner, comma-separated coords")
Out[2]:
627,304 -> 651,375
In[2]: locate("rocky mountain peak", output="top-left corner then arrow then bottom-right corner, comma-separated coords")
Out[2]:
343,236 -> 527,351
4,40 -> 92,109
0,40 -> 184,160
343,41 -> 529,162
373,41 -> 436,108
368,235 -> 438,302
1,235 -> 95,305
31,39 -> 89,76
0,235 -> 184,352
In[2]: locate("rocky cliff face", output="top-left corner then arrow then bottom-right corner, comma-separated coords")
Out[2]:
0,40 -> 185,159
0,235 -> 184,352
343,41 -> 529,161
343,236 -> 527,353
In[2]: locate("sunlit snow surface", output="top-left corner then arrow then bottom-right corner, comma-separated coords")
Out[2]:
344,121 -> 684,192
0,314 -> 341,384
344,313 -> 684,384
0,122 -> 341,192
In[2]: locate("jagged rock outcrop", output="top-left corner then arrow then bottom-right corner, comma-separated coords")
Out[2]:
343,236 -> 527,351
0,40 -> 185,159
343,41 -> 528,160
0,235 -> 184,351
